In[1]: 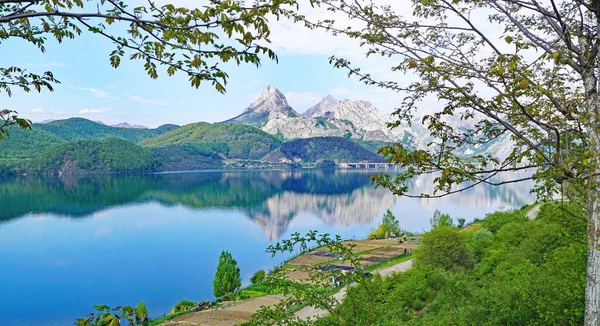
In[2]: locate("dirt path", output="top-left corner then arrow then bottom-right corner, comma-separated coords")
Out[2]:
294,259 -> 413,320
526,203 -> 543,220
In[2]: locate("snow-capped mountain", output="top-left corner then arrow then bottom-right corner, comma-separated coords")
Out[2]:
111,122 -> 148,129
224,86 -> 299,126
303,95 -> 338,118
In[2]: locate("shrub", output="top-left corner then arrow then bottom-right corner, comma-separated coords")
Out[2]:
468,228 -> 493,261
250,269 -> 266,284
480,210 -> 527,233
170,299 -> 197,314
135,301 -> 149,324
416,227 -> 473,270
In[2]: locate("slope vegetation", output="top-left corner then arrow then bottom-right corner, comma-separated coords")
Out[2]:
35,118 -> 172,142
280,137 -> 384,163
27,138 -> 159,174
141,123 -> 281,160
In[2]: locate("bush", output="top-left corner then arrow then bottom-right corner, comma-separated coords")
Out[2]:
480,210 -> 527,233
170,299 -> 196,314
416,227 -> 473,270
135,301 -> 149,324
250,269 -> 266,284
468,228 -> 493,261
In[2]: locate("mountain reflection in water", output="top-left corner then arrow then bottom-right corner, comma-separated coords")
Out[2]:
2,169 -> 534,239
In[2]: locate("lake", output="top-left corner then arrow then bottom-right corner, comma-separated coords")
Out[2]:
0,169 -> 534,325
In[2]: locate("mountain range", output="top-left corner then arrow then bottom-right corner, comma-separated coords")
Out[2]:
0,85 -> 513,175
220,86 -> 513,159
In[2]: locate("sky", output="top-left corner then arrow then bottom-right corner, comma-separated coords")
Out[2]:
0,0 -> 410,128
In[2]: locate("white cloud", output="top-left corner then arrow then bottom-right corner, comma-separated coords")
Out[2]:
78,108 -> 111,114
30,107 -> 44,113
284,92 -> 323,109
125,94 -> 167,105
250,80 -> 265,86
75,87 -> 117,99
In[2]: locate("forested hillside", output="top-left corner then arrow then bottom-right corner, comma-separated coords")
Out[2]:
140,123 -> 282,160
280,137 -> 385,163
0,119 -> 386,175
314,203 -> 586,325
35,118 -> 172,142
26,138 -> 159,174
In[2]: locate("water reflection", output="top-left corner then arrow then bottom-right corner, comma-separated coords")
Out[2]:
2,169 -> 534,239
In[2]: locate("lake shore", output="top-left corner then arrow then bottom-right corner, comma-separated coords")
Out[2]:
153,237 -> 420,326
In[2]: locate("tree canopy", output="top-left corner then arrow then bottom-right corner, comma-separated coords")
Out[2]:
213,250 -> 241,300
0,0 -> 297,137
287,0 -> 600,324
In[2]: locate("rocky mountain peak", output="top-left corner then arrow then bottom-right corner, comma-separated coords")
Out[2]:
303,95 -> 338,118
223,86 -> 299,127
111,122 -> 148,129
245,86 -> 291,114
327,99 -> 388,127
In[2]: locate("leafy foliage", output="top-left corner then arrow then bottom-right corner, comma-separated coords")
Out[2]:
170,299 -> 197,314
1,0 -> 299,132
75,304 -> 138,326
415,226 -> 473,271
288,1 -> 600,319
255,203 -> 586,325
250,269 -> 267,284
213,250 -> 242,300
429,210 -> 453,230
135,301 -> 149,325
367,209 -> 402,240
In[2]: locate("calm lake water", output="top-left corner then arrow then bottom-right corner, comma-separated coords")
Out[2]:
0,169 -> 534,325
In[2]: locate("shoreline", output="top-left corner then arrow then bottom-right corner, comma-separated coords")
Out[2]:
151,236 -> 420,325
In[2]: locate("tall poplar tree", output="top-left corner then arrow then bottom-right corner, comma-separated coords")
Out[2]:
213,250 -> 241,300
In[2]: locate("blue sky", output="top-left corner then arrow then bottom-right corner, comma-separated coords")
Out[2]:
0,1 -> 407,128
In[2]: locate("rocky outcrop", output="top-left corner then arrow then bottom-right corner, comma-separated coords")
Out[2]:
224,86 -> 299,127
303,95 -> 339,118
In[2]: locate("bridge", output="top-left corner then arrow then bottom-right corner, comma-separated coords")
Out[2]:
338,162 -> 399,170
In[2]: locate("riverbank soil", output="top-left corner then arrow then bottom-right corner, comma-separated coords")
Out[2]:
163,237 -> 420,325
161,294 -> 285,326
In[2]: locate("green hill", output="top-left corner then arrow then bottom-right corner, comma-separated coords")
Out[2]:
27,138 -> 159,174
141,123 -> 281,160
35,118 -> 172,143
150,143 -> 223,171
279,137 -> 384,163
0,126 -> 66,166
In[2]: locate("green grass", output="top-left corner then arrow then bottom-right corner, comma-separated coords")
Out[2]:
147,310 -> 196,326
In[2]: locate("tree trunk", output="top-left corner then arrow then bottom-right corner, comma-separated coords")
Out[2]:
585,190 -> 600,326
585,81 -> 600,325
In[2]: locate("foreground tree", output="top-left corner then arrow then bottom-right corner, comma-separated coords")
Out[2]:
0,0 -> 296,138
213,250 -> 241,300
287,0 -> 600,324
